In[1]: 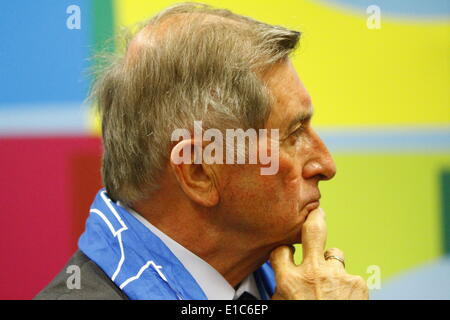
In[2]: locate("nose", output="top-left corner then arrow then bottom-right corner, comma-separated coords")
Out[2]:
302,130 -> 336,181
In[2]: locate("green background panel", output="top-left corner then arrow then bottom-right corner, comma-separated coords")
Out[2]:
295,153 -> 450,282
442,171 -> 450,254
92,0 -> 115,54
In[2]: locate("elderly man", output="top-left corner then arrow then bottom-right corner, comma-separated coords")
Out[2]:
36,3 -> 368,300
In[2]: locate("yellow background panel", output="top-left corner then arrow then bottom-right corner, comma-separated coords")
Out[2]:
114,0 -> 450,127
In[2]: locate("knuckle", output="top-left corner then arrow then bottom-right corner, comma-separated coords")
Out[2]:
270,246 -> 286,260
299,268 -> 318,283
358,279 -> 369,290
277,269 -> 299,285
317,273 -> 329,283
355,276 -> 367,286
302,261 -> 320,273
301,266 -> 329,284
325,247 -> 344,256
348,275 -> 367,288
300,270 -> 316,283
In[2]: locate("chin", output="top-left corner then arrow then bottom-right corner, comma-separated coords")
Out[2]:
280,223 -> 303,246
285,211 -> 308,244
269,208 -> 305,246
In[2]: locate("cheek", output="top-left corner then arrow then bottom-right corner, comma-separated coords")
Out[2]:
278,154 -> 302,197
222,165 -> 276,205
219,154 -> 303,216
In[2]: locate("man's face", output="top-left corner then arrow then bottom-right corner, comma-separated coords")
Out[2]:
216,59 -> 336,247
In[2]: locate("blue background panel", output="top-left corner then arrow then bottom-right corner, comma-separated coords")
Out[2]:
324,0 -> 450,17
0,0 -> 91,106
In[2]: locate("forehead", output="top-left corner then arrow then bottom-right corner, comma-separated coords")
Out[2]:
263,59 -> 312,131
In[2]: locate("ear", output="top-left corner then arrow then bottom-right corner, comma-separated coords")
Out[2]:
169,139 -> 220,207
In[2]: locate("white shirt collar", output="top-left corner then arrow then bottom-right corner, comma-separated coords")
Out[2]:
121,204 -> 261,300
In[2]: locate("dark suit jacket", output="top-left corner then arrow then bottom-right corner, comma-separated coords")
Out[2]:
34,250 -> 129,300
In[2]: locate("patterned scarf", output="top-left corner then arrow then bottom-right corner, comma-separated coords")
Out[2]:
78,189 -> 276,300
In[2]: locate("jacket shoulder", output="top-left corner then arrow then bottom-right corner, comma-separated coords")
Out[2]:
34,250 -> 129,300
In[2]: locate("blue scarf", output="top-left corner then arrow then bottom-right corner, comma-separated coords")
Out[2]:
78,189 -> 276,300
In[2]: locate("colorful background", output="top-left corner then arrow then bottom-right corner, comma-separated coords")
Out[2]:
0,0 -> 449,299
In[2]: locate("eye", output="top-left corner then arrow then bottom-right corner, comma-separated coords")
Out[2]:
291,125 -> 305,137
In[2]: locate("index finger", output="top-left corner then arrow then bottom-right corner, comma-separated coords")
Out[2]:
301,207 -> 327,263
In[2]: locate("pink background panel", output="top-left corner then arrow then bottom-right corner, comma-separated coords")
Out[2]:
0,136 -> 102,299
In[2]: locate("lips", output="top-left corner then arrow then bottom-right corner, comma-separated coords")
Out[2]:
304,200 -> 320,213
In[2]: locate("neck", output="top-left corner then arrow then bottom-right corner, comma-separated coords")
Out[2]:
133,193 -> 273,287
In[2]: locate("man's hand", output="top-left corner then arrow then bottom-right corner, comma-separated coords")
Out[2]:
270,208 -> 369,300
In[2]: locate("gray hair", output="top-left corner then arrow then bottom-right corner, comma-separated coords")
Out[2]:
91,2 -> 301,204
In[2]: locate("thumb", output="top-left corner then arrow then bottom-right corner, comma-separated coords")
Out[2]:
270,246 -> 295,274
